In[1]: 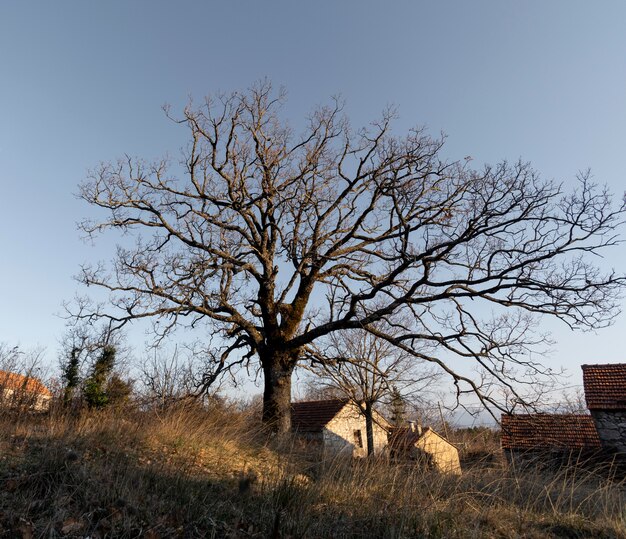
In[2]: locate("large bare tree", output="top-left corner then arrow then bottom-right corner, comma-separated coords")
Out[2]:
77,81 -> 625,432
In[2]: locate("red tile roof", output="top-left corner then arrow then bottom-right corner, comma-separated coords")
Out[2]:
291,399 -> 349,433
388,426 -> 455,451
501,414 -> 601,451
582,364 -> 626,410
388,426 -> 425,450
0,370 -> 51,397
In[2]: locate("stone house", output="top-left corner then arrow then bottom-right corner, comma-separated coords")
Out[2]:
0,370 -> 52,411
388,423 -> 462,474
582,363 -> 626,456
500,413 -> 602,466
291,398 -> 390,457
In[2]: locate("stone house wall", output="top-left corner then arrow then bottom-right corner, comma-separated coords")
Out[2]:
323,403 -> 389,457
590,410 -> 626,454
413,429 -> 462,474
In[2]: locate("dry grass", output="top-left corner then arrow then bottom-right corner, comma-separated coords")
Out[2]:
0,405 -> 624,538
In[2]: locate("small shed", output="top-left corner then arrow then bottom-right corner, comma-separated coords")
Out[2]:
501,413 -> 602,466
0,370 -> 52,411
582,363 -> 626,455
388,424 -> 462,474
291,399 -> 389,457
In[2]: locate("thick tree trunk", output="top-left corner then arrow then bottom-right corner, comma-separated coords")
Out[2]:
261,354 -> 296,434
365,400 -> 375,456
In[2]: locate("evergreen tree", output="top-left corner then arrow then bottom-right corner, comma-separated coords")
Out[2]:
105,373 -> 133,407
84,345 -> 116,409
61,347 -> 81,406
389,386 -> 406,427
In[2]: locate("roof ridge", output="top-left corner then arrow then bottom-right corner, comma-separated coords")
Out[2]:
582,363 -> 626,368
500,412 -> 591,419
292,397 -> 350,405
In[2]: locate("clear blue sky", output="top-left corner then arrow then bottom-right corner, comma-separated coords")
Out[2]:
1,2 -> 625,396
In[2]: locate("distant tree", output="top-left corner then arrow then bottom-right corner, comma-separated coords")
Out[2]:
388,386 -> 407,427
105,373 -> 134,408
552,386 -> 589,415
61,347 -> 81,406
76,81 -> 625,433
59,323 -> 130,409
302,383 -> 345,402
140,347 -> 197,409
84,345 -> 117,409
59,325 -> 90,408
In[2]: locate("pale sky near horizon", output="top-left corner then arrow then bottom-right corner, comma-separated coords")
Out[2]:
1,2 -> 625,416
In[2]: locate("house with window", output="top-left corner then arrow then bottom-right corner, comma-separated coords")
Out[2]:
0,370 -> 52,411
291,398 -> 390,457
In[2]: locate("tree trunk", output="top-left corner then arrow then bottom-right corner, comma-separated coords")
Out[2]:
261,353 -> 296,433
365,400 -> 375,456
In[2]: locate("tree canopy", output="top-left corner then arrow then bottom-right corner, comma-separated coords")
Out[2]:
77,81 -> 625,431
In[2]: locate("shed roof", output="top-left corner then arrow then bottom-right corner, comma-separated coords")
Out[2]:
388,426 -> 455,450
582,363 -> 626,410
0,370 -> 51,397
291,399 -> 349,433
500,414 -> 601,451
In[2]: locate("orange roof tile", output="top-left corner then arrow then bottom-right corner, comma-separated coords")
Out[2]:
501,414 -> 601,450
582,363 -> 626,410
291,399 -> 349,433
0,370 -> 51,397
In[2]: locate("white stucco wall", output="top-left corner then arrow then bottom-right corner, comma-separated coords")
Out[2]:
323,403 -> 389,457
413,428 -> 462,474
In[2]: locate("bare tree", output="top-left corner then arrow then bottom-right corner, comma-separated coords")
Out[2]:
140,347 -> 203,409
305,326 -> 440,455
550,386 -> 589,415
76,80 -> 625,433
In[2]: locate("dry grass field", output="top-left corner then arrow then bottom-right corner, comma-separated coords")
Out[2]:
0,404 -> 624,538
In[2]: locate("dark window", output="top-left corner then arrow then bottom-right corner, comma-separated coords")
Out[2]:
353,429 -> 363,448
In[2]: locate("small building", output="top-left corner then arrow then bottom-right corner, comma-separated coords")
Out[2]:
388,423 -> 462,474
582,363 -> 626,456
291,399 -> 390,457
0,370 -> 52,411
501,413 -> 602,466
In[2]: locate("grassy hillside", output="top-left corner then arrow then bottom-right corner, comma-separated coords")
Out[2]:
0,405 -> 624,538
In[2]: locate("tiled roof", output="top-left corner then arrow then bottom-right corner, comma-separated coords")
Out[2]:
0,370 -> 51,397
388,426 -> 456,451
582,363 -> 626,410
291,399 -> 349,433
388,426 -> 425,450
501,414 -> 601,450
